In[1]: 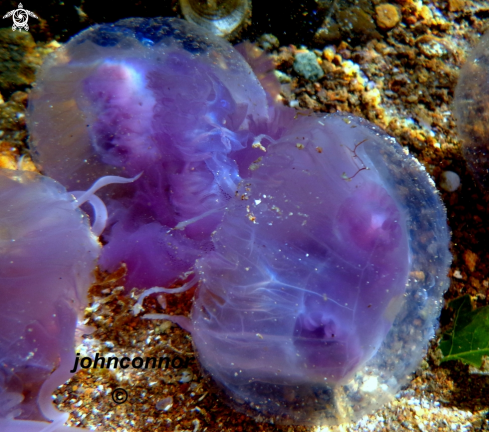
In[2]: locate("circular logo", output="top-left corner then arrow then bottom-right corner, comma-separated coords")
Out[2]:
13,10 -> 27,27
112,388 -> 128,404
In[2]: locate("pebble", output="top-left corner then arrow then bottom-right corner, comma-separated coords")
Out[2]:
257,34 -> 279,51
274,70 -> 291,83
375,4 -> 401,30
448,0 -> 465,12
323,46 -> 335,62
293,51 -> 324,81
439,171 -> 460,192
463,250 -> 478,273
418,38 -> 448,58
156,396 -> 173,411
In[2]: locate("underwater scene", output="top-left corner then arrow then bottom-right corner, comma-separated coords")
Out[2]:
0,0 -> 488,431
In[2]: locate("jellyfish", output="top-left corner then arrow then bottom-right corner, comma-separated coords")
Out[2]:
28,17 -> 269,290
27,17 -> 451,426
0,168 -> 137,431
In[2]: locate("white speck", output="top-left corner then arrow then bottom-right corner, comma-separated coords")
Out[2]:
360,376 -> 379,392
179,370 -> 193,383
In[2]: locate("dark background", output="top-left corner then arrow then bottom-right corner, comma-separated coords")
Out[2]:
0,0 -> 329,45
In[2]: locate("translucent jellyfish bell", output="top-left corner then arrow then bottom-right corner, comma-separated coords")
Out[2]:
192,114 -> 451,425
454,31 -> 489,188
0,169 -> 100,430
27,17 -> 268,290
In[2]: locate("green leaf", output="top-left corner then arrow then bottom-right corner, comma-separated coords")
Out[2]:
439,295 -> 489,368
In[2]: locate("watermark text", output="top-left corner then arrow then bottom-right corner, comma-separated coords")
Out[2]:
70,352 -> 192,373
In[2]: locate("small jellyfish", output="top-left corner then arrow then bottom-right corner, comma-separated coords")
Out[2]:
0,169 -> 99,431
191,114 -> 451,425
454,31 -> 489,188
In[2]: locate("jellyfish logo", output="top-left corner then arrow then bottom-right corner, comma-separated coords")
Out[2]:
3,3 -> 38,32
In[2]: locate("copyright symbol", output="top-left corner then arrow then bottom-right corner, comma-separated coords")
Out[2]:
112,388 -> 128,404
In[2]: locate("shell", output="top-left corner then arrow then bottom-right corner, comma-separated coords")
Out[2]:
179,0 -> 250,37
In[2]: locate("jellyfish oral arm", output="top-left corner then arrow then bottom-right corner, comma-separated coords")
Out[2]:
71,173 -> 142,236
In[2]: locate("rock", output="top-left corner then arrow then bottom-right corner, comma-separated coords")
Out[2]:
0,28 -> 37,96
375,4 -> 401,30
257,33 -> 279,51
448,0 -> 465,12
439,170 -> 460,192
293,51 -> 324,81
